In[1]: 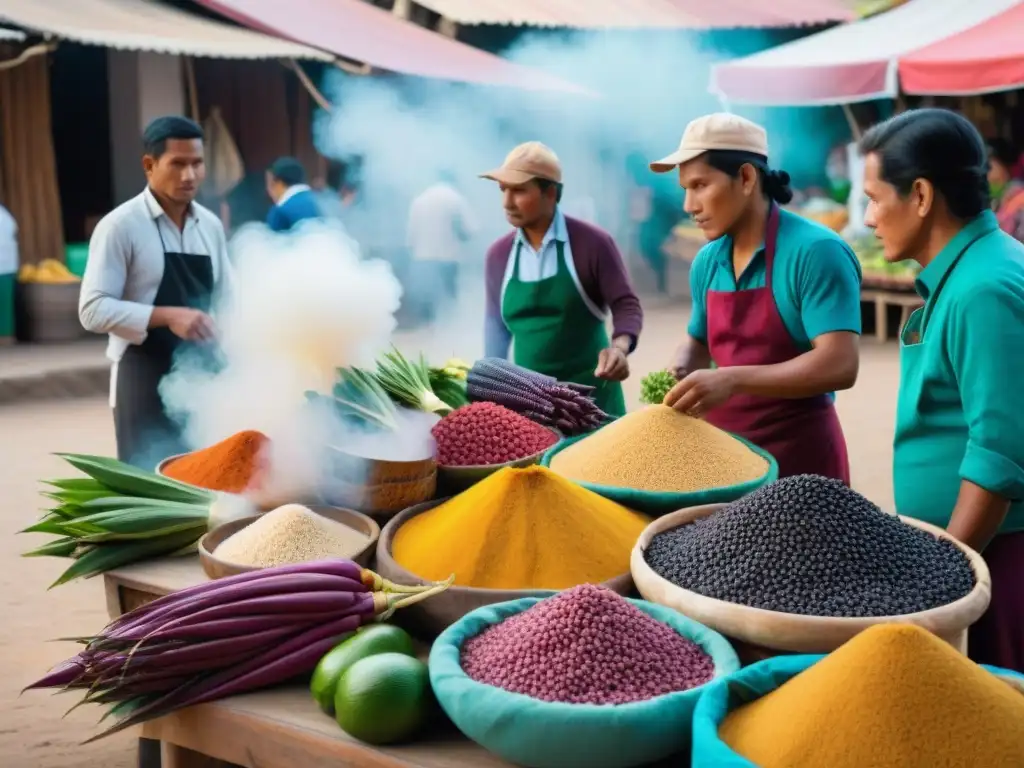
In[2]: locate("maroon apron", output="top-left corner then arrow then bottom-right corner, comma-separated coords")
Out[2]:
969,531 -> 1024,672
703,205 -> 851,484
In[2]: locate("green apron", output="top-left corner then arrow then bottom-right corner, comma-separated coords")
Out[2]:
501,240 -> 626,417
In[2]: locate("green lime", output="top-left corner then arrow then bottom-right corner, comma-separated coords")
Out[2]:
310,624 -> 415,714
334,653 -> 432,745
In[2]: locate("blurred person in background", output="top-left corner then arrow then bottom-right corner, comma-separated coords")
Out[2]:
0,202 -> 16,343
627,150 -> 679,295
987,138 -> 1024,242
657,114 -> 861,483
265,156 -> 320,232
78,115 -> 233,768
406,170 -> 477,324
862,109 -> 1024,672
481,142 -> 642,417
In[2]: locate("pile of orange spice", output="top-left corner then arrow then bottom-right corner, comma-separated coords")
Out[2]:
162,430 -> 270,494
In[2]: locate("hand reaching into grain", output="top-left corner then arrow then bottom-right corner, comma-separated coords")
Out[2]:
663,368 -> 737,418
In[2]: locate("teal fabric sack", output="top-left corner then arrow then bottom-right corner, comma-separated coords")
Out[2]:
429,596 -> 740,768
541,428 -> 778,516
691,655 -> 1024,767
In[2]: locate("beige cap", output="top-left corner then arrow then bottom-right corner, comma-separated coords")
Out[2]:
481,141 -> 562,185
650,113 -> 769,173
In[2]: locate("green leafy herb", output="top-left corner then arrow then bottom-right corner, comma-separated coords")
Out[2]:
639,370 -> 677,405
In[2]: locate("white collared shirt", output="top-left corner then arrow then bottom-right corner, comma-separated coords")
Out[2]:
500,207 -> 604,319
0,204 -> 16,275
276,184 -> 311,207
406,182 -> 477,262
79,188 -> 233,405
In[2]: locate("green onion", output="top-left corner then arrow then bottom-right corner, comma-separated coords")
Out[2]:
21,454 -> 231,588
310,365 -> 400,431
375,346 -> 450,415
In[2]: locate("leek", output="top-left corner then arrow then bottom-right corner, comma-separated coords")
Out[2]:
375,346 -> 450,415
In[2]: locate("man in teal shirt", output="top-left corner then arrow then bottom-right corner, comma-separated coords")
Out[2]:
861,108 -> 1024,672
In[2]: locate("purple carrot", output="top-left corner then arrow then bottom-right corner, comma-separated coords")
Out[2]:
117,625 -> 301,673
109,560 -> 367,624
107,572 -> 366,635
84,613 -> 366,742
22,659 -> 86,692
108,591 -> 363,643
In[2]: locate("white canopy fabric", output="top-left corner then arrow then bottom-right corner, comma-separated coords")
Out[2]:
0,26 -> 25,42
0,0 -> 333,61
710,0 -> 1023,105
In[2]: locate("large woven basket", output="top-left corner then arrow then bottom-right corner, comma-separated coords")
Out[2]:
376,499 -> 634,639
631,504 -> 992,655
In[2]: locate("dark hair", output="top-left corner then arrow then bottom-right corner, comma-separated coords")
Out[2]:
859,109 -> 989,220
534,178 -> 564,203
987,137 -> 1019,171
703,150 -> 793,205
268,157 -> 307,187
142,116 -> 203,158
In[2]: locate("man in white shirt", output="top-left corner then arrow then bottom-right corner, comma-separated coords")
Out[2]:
0,203 -> 16,343
80,115 -> 233,472
406,172 -> 477,323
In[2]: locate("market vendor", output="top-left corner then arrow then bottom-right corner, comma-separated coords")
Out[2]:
80,115 -> 233,471
481,141 -> 643,417
860,108 -> 1024,673
987,137 -> 1024,242
655,113 -> 861,482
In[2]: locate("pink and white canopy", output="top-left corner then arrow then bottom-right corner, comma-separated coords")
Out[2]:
711,0 -> 1024,105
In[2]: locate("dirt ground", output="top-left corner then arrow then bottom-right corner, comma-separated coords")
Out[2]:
0,299 -> 900,767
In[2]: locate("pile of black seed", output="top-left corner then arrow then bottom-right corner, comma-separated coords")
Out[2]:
643,475 -> 975,617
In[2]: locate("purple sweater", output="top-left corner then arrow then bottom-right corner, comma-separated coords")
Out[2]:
484,215 -> 643,359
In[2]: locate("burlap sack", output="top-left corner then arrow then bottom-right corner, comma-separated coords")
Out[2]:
631,504 -> 992,654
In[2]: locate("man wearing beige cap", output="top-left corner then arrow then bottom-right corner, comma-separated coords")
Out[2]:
480,141 -> 642,416
653,113 -> 862,483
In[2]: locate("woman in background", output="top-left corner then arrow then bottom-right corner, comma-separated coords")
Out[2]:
987,138 -> 1024,242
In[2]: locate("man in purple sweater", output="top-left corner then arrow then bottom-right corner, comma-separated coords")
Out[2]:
481,142 -> 643,416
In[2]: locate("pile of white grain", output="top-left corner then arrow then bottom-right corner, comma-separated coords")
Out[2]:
215,503 -> 369,568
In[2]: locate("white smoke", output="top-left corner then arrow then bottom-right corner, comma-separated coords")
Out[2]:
160,219 -> 425,498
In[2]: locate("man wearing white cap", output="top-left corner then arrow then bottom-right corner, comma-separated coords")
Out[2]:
655,114 -> 862,483
480,142 -> 643,417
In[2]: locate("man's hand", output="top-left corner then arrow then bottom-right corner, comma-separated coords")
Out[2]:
156,307 -> 216,342
663,368 -> 737,418
595,346 -> 630,382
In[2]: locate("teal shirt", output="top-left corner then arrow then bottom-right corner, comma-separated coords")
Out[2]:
894,211 -> 1024,535
688,208 -> 863,397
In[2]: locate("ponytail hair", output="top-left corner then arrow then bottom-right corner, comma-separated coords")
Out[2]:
703,150 -> 794,205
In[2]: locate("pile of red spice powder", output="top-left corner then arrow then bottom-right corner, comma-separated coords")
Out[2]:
461,584 -> 715,706
162,430 -> 270,494
432,402 -> 558,466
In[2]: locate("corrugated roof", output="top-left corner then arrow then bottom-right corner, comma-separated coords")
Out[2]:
0,0 -> 333,60
196,0 -> 594,93
411,0 -> 857,29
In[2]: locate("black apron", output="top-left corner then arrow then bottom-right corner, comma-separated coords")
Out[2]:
113,217 -> 215,469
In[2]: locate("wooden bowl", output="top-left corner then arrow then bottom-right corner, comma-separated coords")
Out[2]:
324,445 -> 437,485
375,499 -> 635,639
198,505 -> 380,580
319,470 -> 437,522
156,453 -> 306,511
631,504 -> 992,655
436,448 -> 548,495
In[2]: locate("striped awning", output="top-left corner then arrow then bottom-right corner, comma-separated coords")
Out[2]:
410,0 -> 856,29
0,0 -> 333,60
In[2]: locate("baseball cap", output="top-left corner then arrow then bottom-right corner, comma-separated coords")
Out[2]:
650,113 -> 769,173
481,141 -> 562,185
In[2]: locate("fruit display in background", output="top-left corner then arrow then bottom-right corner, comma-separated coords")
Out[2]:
18,259 -> 81,284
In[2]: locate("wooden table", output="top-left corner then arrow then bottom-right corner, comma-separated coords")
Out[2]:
104,559 -> 515,768
860,287 -> 923,343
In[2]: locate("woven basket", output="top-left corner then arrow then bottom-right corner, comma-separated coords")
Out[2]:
631,504 -> 992,655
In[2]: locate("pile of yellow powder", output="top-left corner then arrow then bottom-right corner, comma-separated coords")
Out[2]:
719,624 -> 1024,767
549,405 -> 769,492
391,466 -> 650,590
215,504 -> 369,568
